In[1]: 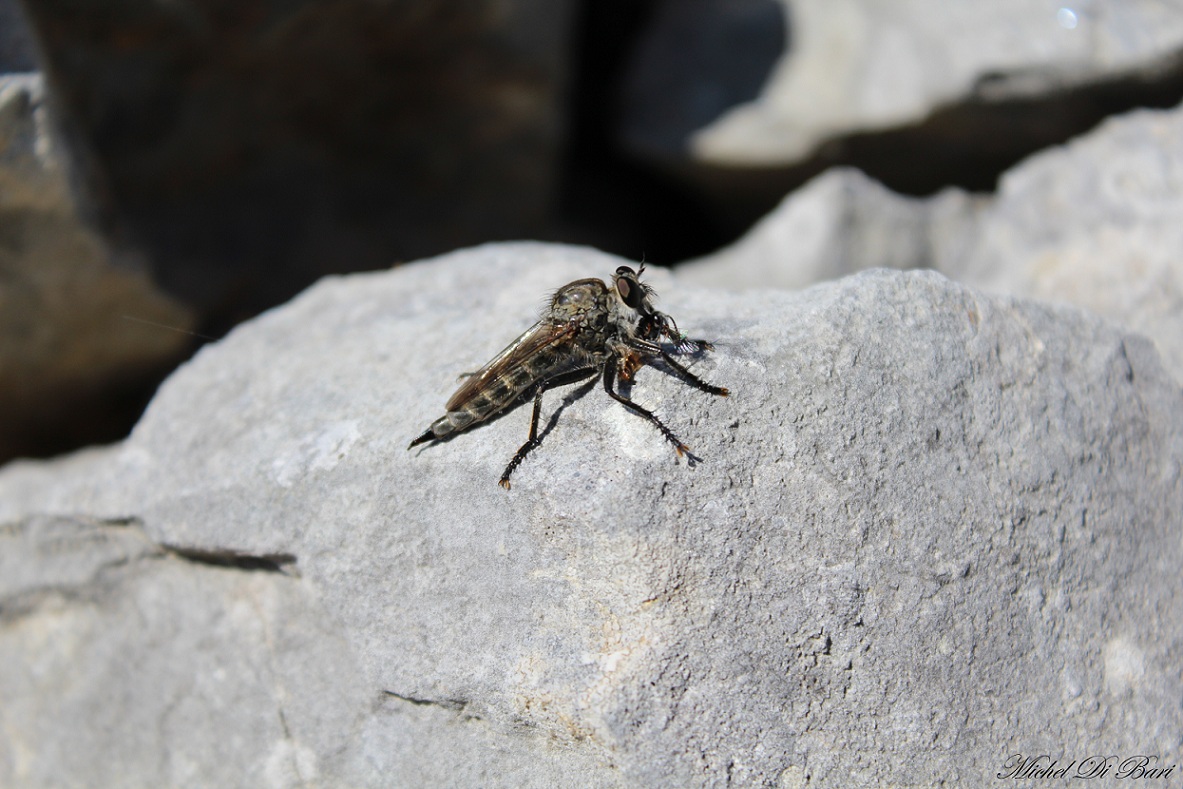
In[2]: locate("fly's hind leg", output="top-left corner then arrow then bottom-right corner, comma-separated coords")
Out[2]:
499,368 -> 597,490
602,356 -> 691,457
498,389 -> 545,490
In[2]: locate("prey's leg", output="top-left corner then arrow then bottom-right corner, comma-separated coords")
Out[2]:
602,356 -> 690,457
653,312 -> 714,354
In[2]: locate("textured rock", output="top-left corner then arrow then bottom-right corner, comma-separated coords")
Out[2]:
620,0 -> 1183,214
0,515 -> 372,788
953,102 -> 1183,377
685,101 -> 1183,379
628,0 -> 1183,167
1,244 -> 1181,787
0,74 -> 194,462
679,167 -> 985,291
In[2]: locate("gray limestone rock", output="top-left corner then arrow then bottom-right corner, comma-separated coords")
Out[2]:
953,102 -> 1183,378
627,0 -> 1183,168
686,101 -> 1183,381
1,244 -> 1180,786
620,0 -> 1183,214
0,515 -> 374,788
679,167 -> 985,291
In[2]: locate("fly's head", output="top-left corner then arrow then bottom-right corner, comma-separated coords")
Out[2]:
611,264 -> 657,315
610,264 -> 658,338
612,264 -> 706,354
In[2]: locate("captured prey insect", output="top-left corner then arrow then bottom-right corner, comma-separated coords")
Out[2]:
407,264 -> 729,489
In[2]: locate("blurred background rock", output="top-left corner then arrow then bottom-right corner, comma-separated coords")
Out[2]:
3,0 -> 1183,464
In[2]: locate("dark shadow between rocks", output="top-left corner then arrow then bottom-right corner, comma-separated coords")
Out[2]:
658,53 -> 1183,235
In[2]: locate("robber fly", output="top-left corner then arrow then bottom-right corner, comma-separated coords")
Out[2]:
408,264 -> 728,489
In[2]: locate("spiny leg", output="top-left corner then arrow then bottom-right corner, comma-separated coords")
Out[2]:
499,367 -> 597,490
657,349 -> 729,397
620,336 -> 728,397
603,355 -> 691,457
498,387 -> 546,489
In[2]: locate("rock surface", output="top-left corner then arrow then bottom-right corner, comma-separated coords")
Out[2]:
0,74 -> 194,462
679,167 -> 985,290
621,0 -> 1183,215
684,101 -> 1183,380
627,0 -> 1183,167
2,244 -> 1180,787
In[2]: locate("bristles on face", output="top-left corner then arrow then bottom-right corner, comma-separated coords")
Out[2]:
632,263 -> 656,302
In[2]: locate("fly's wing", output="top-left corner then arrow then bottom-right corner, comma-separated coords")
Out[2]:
444,320 -> 579,411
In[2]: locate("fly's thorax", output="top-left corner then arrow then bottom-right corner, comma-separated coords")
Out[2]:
542,268 -> 654,354
548,278 -> 609,325
545,277 -> 620,351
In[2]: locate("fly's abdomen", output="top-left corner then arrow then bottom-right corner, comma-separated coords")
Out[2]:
450,346 -> 566,426
410,345 -> 577,449
408,408 -> 480,448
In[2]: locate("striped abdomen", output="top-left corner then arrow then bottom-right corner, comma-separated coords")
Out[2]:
426,343 -> 591,440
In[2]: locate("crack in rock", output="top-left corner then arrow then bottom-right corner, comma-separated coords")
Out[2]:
162,545 -> 299,576
382,690 -> 479,719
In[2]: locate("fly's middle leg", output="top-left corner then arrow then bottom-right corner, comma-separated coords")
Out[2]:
602,355 -> 690,457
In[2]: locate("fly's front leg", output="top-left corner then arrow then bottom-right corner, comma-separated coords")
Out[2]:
624,337 -> 729,397
657,348 -> 729,397
603,355 -> 690,457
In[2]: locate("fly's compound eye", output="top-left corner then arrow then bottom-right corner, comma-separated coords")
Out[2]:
615,271 -> 644,310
